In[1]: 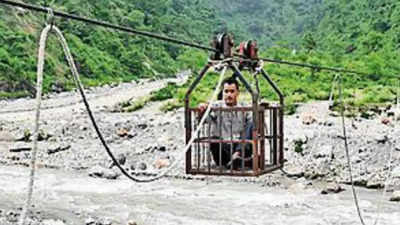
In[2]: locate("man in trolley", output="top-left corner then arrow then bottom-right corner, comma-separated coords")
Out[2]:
198,76 -> 253,170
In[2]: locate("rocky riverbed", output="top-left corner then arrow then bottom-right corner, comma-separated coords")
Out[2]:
0,79 -> 399,225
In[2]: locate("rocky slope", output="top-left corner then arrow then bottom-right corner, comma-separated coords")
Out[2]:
0,79 -> 399,224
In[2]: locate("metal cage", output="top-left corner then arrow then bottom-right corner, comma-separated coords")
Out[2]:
185,63 -> 284,176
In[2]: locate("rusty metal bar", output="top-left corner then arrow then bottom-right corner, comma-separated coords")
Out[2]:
269,109 -> 273,165
260,109 -> 265,170
189,106 -> 282,111
185,64 -> 210,173
252,130 -> 258,172
194,139 -> 253,144
229,112 -> 233,173
259,69 -> 284,106
208,118 -> 211,173
231,64 -> 259,135
279,107 -> 284,165
196,112 -> 200,172
272,108 -> 278,165
218,111 -> 224,173
241,111 -> 245,172
260,69 -> 284,166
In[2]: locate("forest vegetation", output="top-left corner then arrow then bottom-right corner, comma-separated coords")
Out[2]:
0,0 -> 399,113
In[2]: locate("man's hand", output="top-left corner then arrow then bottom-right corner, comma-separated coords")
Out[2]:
198,103 -> 209,114
232,151 -> 241,160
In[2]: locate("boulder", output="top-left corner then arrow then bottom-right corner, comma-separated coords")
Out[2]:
108,153 -> 126,168
366,175 -> 384,189
323,119 -> 335,127
47,144 -> 71,155
116,128 -> 129,137
9,142 -> 31,152
321,183 -> 344,195
302,113 -> 317,125
14,129 -> 31,142
390,191 -> 400,202
375,134 -> 388,144
392,166 -> 400,178
138,162 -> 147,171
88,166 -> 119,180
154,158 -> 170,169
360,111 -> 375,119
381,117 -> 391,125
314,145 -> 334,159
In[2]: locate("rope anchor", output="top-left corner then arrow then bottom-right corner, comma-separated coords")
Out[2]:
45,7 -> 55,29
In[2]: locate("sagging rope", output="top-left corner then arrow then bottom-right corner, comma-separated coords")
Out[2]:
18,22 -> 52,225
18,21 -> 227,224
373,139 -> 395,225
338,75 -> 367,225
372,83 -> 399,225
56,16 -> 228,183
337,74 -> 399,225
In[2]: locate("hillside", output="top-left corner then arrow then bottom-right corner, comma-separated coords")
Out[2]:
157,0 -> 400,112
0,0 -> 220,98
203,0 -> 325,47
1,0 -> 400,111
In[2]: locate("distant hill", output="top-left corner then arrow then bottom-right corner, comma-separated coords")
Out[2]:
0,0 -> 219,97
203,0 -> 325,47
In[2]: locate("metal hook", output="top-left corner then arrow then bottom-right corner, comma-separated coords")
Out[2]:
46,7 -> 55,30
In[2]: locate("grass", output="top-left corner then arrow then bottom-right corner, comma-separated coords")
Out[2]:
0,91 -> 30,99
121,96 -> 151,112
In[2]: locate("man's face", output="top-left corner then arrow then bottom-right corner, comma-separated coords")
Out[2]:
223,83 -> 239,106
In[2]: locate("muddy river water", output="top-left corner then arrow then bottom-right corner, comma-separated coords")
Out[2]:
0,165 -> 399,225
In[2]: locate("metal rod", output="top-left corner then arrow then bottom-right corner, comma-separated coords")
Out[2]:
272,108 -> 278,165
231,64 -> 259,134
230,111 -> 233,173
260,69 -> 284,106
196,112 -> 200,171
241,111 -> 245,171
185,65 -> 210,173
219,109 -> 222,172
208,118 -> 211,173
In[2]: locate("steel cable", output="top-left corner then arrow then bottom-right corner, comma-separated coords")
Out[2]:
338,75 -> 367,225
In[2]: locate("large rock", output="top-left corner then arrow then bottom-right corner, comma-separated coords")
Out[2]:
9,142 -> 31,152
375,134 -> 388,144
390,191 -> 400,202
291,134 -> 308,143
14,129 -> 31,142
392,166 -> 400,178
88,166 -> 120,180
302,113 -> 317,125
381,117 -> 391,125
138,162 -> 147,171
366,174 -> 384,189
108,153 -> 126,168
322,118 -> 335,127
360,111 -> 375,119
116,128 -> 129,137
314,145 -> 334,159
321,183 -> 344,195
154,158 -> 170,169
47,144 -> 71,155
